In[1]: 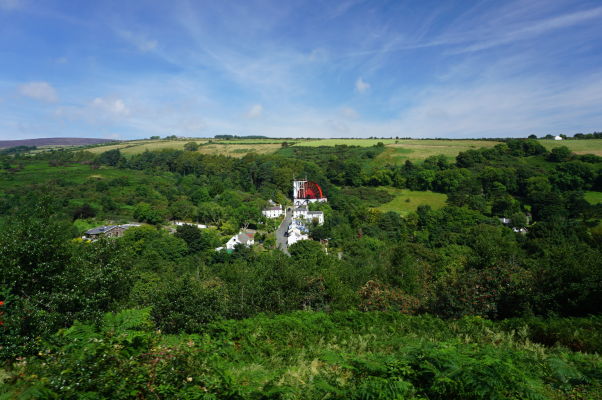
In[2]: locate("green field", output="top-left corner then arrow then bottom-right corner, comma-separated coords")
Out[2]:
75,138 -> 602,162
539,139 -> 602,155
585,191 -> 602,205
296,138 -> 399,147
198,143 -> 282,157
290,139 -> 502,163
377,140 -> 501,164
0,161 -> 161,191
376,187 -> 447,215
86,139 -> 210,155
86,139 -> 287,157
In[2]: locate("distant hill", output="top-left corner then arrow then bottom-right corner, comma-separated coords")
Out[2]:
0,137 -> 119,148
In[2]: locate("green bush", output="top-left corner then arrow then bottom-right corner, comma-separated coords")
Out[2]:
4,311 -> 601,399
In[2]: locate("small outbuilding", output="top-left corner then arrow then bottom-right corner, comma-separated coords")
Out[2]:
84,223 -> 141,240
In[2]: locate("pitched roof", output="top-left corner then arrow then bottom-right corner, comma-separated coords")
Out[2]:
85,225 -> 118,235
85,224 -> 141,235
236,230 -> 255,244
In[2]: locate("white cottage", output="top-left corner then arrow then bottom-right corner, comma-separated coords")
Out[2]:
262,206 -> 284,219
216,230 -> 255,251
292,207 -> 324,225
287,227 -> 309,246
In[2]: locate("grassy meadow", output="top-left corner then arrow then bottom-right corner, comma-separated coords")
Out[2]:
296,138 -> 400,147
376,187 -> 447,215
72,137 -> 602,163
585,191 -> 602,205
197,143 -> 282,157
376,139 -> 501,164
538,139 -> 602,155
0,160 -> 169,192
86,139 -> 210,155
85,138 -> 505,163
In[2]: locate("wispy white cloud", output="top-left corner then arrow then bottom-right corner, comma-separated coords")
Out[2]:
18,82 -> 58,102
340,106 -> 359,119
454,5 -> 602,53
0,0 -> 23,11
340,3 -> 602,58
92,97 -> 130,117
55,97 -> 130,124
355,77 -> 370,93
246,104 -> 263,118
116,29 -> 158,52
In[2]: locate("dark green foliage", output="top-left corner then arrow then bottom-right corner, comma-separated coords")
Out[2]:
3,311 -> 602,399
96,149 -> 123,166
133,201 -> 167,224
547,146 -> 573,162
184,141 -> 199,151
174,223 -> 205,253
150,277 -> 228,333
0,202 -> 131,358
71,203 -> 96,220
0,145 -> 37,155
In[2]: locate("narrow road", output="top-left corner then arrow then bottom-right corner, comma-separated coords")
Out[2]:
276,207 -> 293,254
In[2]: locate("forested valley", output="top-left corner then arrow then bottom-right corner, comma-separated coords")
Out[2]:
1,139 -> 602,399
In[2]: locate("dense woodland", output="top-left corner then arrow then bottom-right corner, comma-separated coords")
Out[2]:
1,139 -> 602,398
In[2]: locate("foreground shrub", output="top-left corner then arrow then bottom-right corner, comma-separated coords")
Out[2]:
2,311 -> 602,399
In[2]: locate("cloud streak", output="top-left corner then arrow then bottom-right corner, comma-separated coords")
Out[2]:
18,82 -> 58,103
355,77 -> 370,93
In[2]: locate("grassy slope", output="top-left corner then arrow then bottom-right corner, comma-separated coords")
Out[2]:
85,138 -> 503,162
376,140 -> 501,164
86,139 -> 285,157
539,139 -> 602,155
86,140 -> 210,155
585,191 -> 602,205
197,143 -> 282,158
78,138 -> 602,162
376,187 -> 447,215
0,161 -> 138,189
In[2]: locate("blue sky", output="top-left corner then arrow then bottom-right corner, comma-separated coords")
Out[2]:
1,0 -> 601,140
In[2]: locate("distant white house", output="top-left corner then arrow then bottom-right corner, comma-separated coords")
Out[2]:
262,206 -> 284,219
286,220 -> 310,246
287,227 -> 309,246
293,207 -> 324,225
288,219 -> 309,233
173,221 -> 208,229
554,135 -> 563,141
216,230 -> 255,251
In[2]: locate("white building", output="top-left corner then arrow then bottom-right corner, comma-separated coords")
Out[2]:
287,227 -> 309,246
173,221 -> 208,229
216,230 -> 255,251
262,206 -> 284,219
293,207 -> 324,225
286,220 -> 310,246
554,135 -> 563,141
